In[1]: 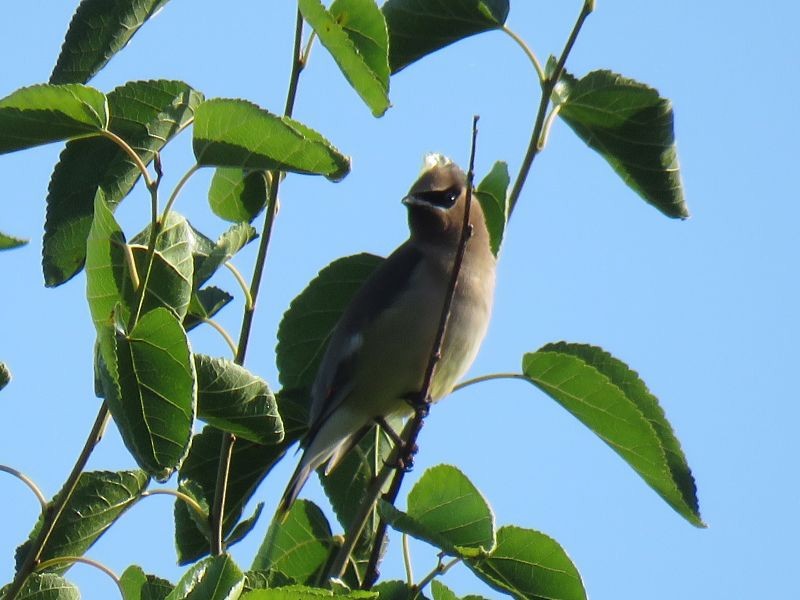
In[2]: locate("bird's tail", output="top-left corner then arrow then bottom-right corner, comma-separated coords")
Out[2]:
276,449 -> 325,518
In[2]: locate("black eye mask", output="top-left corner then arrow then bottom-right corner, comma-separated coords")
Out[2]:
412,185 -> 461,209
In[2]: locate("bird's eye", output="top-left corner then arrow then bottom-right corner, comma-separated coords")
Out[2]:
414,185 -> 461,209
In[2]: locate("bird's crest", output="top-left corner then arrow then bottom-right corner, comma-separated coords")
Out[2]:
422,153 -> 453,172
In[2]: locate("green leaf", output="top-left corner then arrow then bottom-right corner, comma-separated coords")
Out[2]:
430,580 -> 488,600
51,0 -> 173,84
382,0 -> 509,73
195,354 -> 283,444
0,84 -> 108,154
300,0 -> 390,117
0,362 -> 10,391
43,80 -> 202,286
241,587 -> 376,600
252,500 -> 333,585
276,253 -> 383,391
5,573 -> 80,600
175,426 -> 294,565
0,231 -> 28,250
16,471 -> 148,574
98,307 -> 196,481
184,287 -> 233,332
523,342 -> 703,526
557,70 -> 688,219
242,570 -> 294,592
225,503 -> 265,548
129,212 -> 196,320
165,554 -> 244,600
474,161 -> 509,257
372,581 -> 428,600
120,565 -> 174,600
209,169 -> 269,223
194,222 -> 257,287
85,189 -> 132,330
468,526 -> 585,600
193,99 -> 351,181
380,465 -> 494,558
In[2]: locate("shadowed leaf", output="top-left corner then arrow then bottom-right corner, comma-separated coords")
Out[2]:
557,70 -> 688,218
119,565 -> 174,600
51,0 -> 173,84
382,0 -> 509,73
276,253 -> 383,391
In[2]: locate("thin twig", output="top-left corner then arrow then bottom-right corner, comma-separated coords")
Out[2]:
451,372 -> 530,392
0,465 -> 47,511
4,404 -> 110,600
412,556 -> 461,599
34,556 -> 123,598
139,488 -> 208,519
507,0 -> 593,216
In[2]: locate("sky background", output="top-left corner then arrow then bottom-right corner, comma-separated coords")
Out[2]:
1,1 -> 798,599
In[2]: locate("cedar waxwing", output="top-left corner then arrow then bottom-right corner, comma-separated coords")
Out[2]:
278,154 -> 496,513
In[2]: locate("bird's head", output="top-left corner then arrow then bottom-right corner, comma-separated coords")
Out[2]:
402,154 -> 485,245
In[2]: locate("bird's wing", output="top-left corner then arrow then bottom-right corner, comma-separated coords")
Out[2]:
306,242 -> 423,441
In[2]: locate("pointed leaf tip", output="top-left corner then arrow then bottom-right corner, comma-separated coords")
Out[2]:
557,70 -> 689,219
522,342 -> 703,526
301,0 -> 390,117
382,0 -> 509,73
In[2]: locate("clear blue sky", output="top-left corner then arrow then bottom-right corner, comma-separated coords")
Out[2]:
1,2 -> 798,599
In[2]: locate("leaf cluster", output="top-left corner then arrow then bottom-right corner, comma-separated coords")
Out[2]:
0,1 -> 699,599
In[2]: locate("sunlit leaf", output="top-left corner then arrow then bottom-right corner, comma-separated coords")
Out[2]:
51,0 -> 173,84
474,161 -> 509,257
193,99 -> 350,181
208,168 -> 269,223
241,587 -> 376,600
430,580 -> 488,600
120,565 -> 174,600
195,354 -> 283,444
300,0 -> 390,116
522,342 -> 703,526
0,84 -> 107,154
164,554 -> 244,600
85,190 -> 132,329
557,70 -> 688,218
382,0 -> 509,73
15,471 -> 148,574
43,80 -> 202,286
380,464 -> 494,558
0,231 -> 28,250
129,212 -> 195,320
468,526 -> 585,600
252,500 -> 333,585
4,573 -> 80,600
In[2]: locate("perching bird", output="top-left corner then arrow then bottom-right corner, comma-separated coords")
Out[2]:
278,154 -> 496,513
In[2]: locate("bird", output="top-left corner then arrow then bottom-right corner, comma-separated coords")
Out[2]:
278,153 -> 496,514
